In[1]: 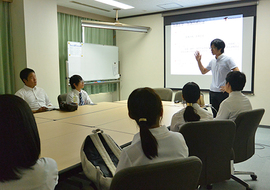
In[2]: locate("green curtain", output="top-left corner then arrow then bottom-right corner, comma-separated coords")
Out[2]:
57,12 -> 116,94
0,1 -> 14,94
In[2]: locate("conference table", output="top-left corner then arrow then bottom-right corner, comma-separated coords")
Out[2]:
34,100 -> 184,173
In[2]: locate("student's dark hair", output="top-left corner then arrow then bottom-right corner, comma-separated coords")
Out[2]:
0,94 -> 40,182
211,38 -> 225,53
182,82 -> 201,122
69,75 -> 83,89
20,68 -> 35,84
226,71 -> 246,91
128,87 -> 162,160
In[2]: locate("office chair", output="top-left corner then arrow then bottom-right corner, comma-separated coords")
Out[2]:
110,156 -> 202,190
153,88 -> 173,101
57,93 -> 67,107
174,90 -> 183,103
231,109 -> 265,190
179,120 -> 236,189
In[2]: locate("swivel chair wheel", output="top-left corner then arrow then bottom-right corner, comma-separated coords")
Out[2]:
206,184 -> 213,189
246,187 -> 252,190
251,174 -> 257,180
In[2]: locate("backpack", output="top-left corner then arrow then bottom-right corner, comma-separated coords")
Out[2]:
81,129 -> 122,190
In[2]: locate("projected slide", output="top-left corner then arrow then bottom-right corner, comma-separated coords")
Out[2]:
170,15 -> 243,76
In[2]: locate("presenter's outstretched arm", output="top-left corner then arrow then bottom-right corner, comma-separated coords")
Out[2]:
194,51 -> 209,74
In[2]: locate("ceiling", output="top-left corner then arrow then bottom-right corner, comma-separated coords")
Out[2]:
56,0 -> 240,18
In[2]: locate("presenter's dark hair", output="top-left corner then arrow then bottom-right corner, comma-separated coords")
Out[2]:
182,82 -> 201,122
70,75 -> 83,89
20,68 -> 35,83
211,38 -> 225,53
0,94 -> 40,182
226,71 -> 246,91
128,87 -> 162,160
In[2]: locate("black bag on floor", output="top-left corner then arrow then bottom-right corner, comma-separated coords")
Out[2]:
81,129 -> 122,190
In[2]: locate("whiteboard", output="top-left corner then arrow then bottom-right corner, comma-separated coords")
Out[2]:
67,42 -> 119,81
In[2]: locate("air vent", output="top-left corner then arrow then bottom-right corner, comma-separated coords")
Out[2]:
157,3 -> 183,10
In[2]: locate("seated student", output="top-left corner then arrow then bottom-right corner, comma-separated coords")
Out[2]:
170,82 -> 213,132
0,94 -> 58,190
15,68 -> 53,113
116,87 -> 188,173
66,75 -> 94,105
215,71 -> 252,120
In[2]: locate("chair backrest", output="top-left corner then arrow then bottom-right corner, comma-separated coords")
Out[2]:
153,88 -> 173,101
110,156 -> 202,190
179,120 -> 236,186
174,90 -> 183,102
57,93 -> 67,106
233,109 -> 265,163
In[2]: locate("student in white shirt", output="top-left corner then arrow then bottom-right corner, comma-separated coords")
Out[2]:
116,87 -> 188,173
15,68 -> 53,113
215,71 -> 252,120
0,94 -> 58,190
66,75 -> 94,105
170,82 -> 213,132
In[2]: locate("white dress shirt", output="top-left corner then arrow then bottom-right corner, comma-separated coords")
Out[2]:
15,85 -> 52,111
170,103 -> 213,132
206,54 -> 237,92
0,157 -> 58,190
116,125 -> 188,173
215,91 -> 252,120
66,89 -> 93,105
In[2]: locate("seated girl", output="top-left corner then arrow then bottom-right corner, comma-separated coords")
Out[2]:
66,75 -> 94,105
116,87 -> 188,173
170,82 -> 213,132
0,94 -> 58,190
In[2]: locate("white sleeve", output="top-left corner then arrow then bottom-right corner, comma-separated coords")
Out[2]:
15,90 -> 24,99
215,101 -> 230,120
83,90 -> 94,104
115,150 -> 132,173
44,91 -> 53,107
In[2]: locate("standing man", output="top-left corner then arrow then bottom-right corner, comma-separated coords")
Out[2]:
15,68 -> 53,113
194,38 -> 239,117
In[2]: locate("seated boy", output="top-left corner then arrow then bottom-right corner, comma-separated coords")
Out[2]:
66,75 -> 94,105
15,68 -> 53,113
215,71 -> 252,120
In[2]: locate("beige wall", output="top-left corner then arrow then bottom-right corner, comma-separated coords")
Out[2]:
116,1 -> 270,125
11,0 -> 60,106
116,14 -> 164,100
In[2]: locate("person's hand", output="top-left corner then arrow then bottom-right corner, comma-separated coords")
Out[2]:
194,51 -> 202,62
220,86 -> 226,92
33,107 -> 48,113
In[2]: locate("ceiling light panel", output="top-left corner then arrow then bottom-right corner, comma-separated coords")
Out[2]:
95,0 -> 134,10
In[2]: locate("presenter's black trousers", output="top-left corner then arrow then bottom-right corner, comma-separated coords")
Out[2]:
209,91 -> 229,118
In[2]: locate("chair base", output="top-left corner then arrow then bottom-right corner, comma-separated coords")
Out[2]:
234,171 -> 257,180
231,175 -> 253,190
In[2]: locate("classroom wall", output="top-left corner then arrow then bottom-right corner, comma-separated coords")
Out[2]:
116,1 -> 270,125
116,14 -> 164,100
11,0 -> 60,106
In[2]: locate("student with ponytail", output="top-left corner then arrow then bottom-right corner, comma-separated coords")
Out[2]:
170,82 -> 213,132
116,87 -> 188,173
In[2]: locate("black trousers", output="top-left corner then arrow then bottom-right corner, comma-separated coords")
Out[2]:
209,91 -> 229,118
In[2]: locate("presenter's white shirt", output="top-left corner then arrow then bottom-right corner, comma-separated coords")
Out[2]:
206,54 -> 237,92
116,125 -> 188,173
66,89 -> 93,105
215,91 -> 252,120
15,85 -> 52,111
0,157 -> 58,190
170,103 -> 213,132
